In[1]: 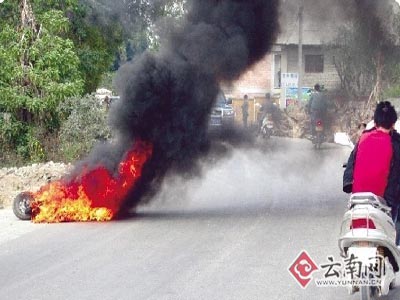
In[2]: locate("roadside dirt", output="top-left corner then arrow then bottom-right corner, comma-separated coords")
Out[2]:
0,162 -> 72,209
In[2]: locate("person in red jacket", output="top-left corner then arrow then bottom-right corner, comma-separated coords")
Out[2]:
343,101 -> 400,244
352,102 -> 396,196
352,131 -> 392,196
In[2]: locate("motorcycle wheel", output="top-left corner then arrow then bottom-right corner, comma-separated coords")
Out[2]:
261,128 -> 267,139
12,192 -> 32,220
314,132 -> 322,149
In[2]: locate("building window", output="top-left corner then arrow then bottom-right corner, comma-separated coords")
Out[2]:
305,55 -> 324,73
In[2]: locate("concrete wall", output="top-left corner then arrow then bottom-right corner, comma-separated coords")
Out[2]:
224,45 -> 341,110
285,45 -> 340,90
227,55 -> 272,98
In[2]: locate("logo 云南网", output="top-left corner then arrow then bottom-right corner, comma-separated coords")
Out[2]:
288,250 -> 319,288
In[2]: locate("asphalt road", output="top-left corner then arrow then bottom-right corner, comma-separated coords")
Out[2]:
1,137 -> 400,300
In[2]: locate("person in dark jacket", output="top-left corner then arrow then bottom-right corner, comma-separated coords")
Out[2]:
343,101 -> 400,245
242,95 -> 249,128
307,83 -> 327,137
258,93 -> 281,132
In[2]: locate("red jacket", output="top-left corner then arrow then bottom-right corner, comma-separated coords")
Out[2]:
352,129 -> 393,197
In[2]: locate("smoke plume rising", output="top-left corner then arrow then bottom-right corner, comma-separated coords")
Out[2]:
71,0 -> 280,217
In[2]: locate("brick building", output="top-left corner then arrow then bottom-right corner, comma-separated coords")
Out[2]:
226,55 -> 273,98
227,0 -> 400,111
226,1 -> 346,109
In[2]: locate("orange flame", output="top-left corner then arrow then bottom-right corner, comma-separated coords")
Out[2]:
31,140 -> 153,223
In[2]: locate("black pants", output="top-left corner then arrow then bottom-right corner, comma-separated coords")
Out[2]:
391,204 -> 400,246
243,115 -> 248,127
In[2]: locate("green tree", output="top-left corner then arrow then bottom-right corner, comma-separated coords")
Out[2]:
96,0 -> 187,68
0,0 -> 187,164
57,94 -> 111,162
139,0 -> 187,50
0,1 -> 83,161
30,0 -> 124,94
328,23 -> 376,99
68,3 -> 124,93
328,1 -> 400,103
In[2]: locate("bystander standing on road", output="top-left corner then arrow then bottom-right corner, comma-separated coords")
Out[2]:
242,94 -> 249,128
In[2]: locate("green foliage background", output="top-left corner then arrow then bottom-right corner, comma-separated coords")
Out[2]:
57,94 -> 111,162
0,0 -> 186,167
327,3 -> 400,101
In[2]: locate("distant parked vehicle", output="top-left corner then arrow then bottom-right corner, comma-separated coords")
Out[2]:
209,92 -> 235,129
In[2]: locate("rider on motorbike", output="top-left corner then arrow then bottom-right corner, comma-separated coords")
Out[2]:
258,93 -> 280,134
307,83 -> 327,139
343,101 -> 400,245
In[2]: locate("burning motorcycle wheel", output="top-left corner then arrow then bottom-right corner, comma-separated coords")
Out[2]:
12,192 -> 33,220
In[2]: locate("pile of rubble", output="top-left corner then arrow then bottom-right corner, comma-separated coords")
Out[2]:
278,99 -> 373,143
0,162 -> 72,208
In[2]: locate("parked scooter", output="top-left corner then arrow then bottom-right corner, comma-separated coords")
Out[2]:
260,113 -> 274,139
338,192 -> 400,299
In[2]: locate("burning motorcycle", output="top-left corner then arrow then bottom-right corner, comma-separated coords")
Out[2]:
11,140 -> 153,223
338,192 -> 400,299
260,113 -> 274,139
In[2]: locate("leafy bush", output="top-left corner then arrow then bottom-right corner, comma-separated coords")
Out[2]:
57,94 -> 112,162
383,85 -> 400,99
0,117 -> 46,166
0,8 -> 84,166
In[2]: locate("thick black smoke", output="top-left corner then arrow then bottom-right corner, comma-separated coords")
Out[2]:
72,0 -> 280,216
352,0 -> 397,50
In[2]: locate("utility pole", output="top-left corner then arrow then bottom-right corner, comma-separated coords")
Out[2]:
297,2 -> 304,103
